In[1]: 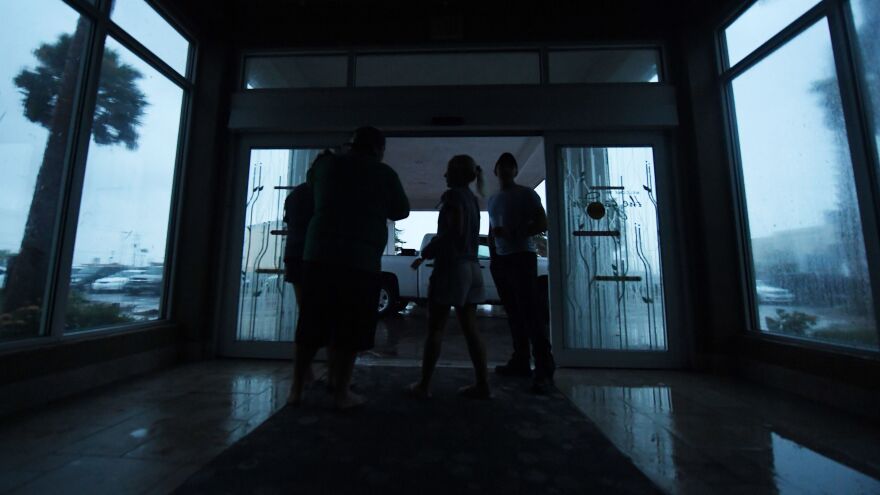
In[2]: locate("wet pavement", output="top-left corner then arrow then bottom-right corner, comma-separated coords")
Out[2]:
0,359 -> 877,494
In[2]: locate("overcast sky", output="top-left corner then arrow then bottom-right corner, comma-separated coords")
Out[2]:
729,1 -> 850,240
0,0 -> 866,269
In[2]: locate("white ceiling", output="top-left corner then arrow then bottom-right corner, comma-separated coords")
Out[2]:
383,136 -> 546,210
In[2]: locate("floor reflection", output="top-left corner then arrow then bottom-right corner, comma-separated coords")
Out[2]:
771,433 -> 880,495
360,303 -> 514,365
0,361 -> 293,494
1,362 -> 878,494
555,370 -> 880,495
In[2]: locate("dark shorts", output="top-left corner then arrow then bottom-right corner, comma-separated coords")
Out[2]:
296,261 -> 381,351
284,257 -> 305,285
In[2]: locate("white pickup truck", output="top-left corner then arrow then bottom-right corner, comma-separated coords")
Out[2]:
378,233 -> 549,317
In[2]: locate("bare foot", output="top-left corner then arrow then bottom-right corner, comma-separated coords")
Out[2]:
405,382 -> 432,400
458,384 -> 491,400
335,391 -> 367,410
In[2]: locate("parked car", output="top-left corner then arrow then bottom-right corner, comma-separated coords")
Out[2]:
755,280 -> 795,304
91,269 -> 145,292
125,266 -> 164,295
378,234 -> 549,317
71,265 -> 123,290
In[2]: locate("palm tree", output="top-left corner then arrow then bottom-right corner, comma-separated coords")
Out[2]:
3,19 -> 147,326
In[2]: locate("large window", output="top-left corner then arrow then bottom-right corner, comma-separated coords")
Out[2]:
0,0 -> 192,343
722,0 -> 880,351
65,36 -> 185,332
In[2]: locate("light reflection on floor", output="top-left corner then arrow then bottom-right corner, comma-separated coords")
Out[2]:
555,370 -> 880,495
359,303 -> 515,365
1,362 -> 878,494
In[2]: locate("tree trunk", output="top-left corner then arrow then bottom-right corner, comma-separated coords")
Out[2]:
3,18 -> 90,320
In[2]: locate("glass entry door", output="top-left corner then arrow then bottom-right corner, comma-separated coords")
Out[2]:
236,148 -> 319,343
220,135 -> 346,358
546,133 -> 681,367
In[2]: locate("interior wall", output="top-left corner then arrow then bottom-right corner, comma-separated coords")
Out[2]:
225,0 -> 692,50
169,1 -> 235,360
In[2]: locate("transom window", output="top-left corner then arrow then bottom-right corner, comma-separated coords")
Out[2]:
242,47 -> 664,89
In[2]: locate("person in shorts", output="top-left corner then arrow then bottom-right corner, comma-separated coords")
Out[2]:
408,155 -> 490,400
290,127 -> 410,409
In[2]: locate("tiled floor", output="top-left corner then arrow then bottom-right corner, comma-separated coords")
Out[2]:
1,360 -> 878,494
555,370 -> 880,494
0,360 -> 292,495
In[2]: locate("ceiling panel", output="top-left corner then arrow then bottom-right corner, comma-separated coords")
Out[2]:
384,136 -> 545,210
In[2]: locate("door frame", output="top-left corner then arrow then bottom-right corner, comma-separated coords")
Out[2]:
218,131 -> 689,368
217,133 -> 348,359
543,131 -> 686,368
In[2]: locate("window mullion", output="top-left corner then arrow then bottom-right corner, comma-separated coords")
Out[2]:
107,22 -> 190,89
721,80 -> 761,334
46,12 -> 110,340
722,1 -> 828,80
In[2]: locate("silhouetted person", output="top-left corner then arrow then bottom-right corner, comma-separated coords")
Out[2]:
283,154 -> 324,300
408,155 -> 490,399
290,127 -> 410,409
283,150 -> 327,390
488,152 -> 555,393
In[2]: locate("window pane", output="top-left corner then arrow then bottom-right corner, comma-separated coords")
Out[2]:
110,0 -> 189,76
65,37 -> 183,333
244,56 -> 348,89
356,52 -> 539,87
724,0 -> 820,67
731,21 -> 878,350
549,49 -> 660,83
560,147 -> 667,351
0,1 -> 88,342
851,0 -> 880,162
